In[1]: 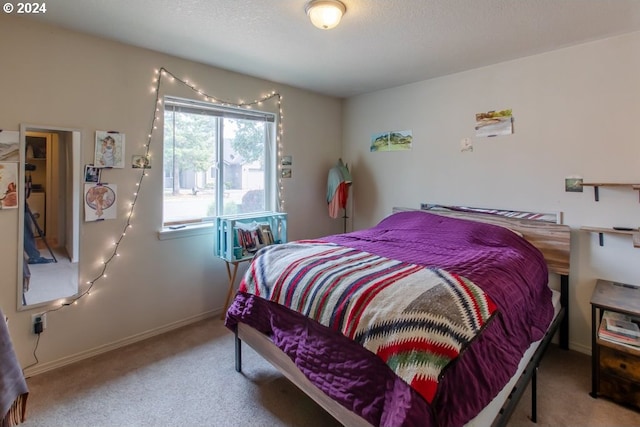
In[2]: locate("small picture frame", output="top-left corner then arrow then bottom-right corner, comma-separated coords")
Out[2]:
131,154 -> 151,169
84,165 -> 101,183
281,155 -> 292,166
565,177 -> 583,192
281,168 -> 292,179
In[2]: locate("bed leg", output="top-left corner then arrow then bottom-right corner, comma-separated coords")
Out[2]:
235,328 -> 242,373
531,365 -> 538,423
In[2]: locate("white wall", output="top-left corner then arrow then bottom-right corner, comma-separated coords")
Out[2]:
342,31 -> 640,354
0,15 -> 344,372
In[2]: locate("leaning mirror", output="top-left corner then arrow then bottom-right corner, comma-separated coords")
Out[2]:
18,124 -> 81,309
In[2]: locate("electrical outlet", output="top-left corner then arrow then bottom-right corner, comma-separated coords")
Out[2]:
31,313 -> 46,333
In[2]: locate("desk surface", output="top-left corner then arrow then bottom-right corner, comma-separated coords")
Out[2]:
591,279 -> 640,317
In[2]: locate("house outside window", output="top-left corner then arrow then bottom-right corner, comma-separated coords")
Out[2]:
162,96 -> 277,228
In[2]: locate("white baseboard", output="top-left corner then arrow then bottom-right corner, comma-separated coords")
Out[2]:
569,340 -> 591,356
23,309 -> 221,378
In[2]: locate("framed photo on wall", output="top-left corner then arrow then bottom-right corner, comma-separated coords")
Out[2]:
84,165 -> 102,183
95,131 -> 125,168
131,154 -> 151,169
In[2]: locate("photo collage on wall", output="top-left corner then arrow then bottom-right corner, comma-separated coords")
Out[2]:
84,131 -> 125,222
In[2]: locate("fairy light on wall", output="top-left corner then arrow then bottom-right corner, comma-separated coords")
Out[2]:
45,66 -> 285,315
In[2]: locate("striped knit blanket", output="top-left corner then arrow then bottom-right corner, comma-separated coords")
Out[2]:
240,241 -> 497,403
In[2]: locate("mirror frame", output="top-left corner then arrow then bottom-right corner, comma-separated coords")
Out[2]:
17,124 -> 82,311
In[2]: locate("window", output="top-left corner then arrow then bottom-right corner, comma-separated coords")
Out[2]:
162,96 -> 277,228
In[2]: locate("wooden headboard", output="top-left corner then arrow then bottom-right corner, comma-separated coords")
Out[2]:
393,206 -> 571,276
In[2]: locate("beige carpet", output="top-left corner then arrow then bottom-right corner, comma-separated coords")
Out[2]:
21,318 -> 640,427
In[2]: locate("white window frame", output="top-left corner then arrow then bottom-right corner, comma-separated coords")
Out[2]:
159,96 -> 278,238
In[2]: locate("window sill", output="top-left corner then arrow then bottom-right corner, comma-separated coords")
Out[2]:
157,223 -> 214,240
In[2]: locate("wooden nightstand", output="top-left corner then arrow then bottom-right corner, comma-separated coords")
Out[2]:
590,279 -> 640,409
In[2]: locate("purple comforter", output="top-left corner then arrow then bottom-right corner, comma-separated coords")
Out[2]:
226,210 -> 552,427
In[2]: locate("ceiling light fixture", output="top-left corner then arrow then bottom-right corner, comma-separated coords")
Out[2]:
305,0 -> 346,30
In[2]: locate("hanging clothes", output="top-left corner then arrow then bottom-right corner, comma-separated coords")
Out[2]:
326,159 -> 351,219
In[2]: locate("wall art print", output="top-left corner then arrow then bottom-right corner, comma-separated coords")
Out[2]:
84,164 -> 102,183
370,130 -> 412,152
565,177 -> 584,192
95,131 -> 125,168
475,109 -> 513,138
0,130 -> 19,161
131,154 -> 151,169
0,162 -> 18,209
84,183 -> 117,221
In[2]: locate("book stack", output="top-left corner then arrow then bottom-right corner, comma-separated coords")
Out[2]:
235,221 -> 275,255
598,310 -> 640,349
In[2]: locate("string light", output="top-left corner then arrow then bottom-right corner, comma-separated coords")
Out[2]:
41,66 -> 285,317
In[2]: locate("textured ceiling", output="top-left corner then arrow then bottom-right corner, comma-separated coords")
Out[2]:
23,0 -> 640,98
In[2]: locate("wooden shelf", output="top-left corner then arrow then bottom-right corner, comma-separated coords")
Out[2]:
597,337 -> 640,357
581,182 -> 640,202
581,226 -> 640,248
582,182 -> 640,186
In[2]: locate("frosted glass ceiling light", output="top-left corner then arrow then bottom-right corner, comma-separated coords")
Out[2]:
305,0 -> 346,30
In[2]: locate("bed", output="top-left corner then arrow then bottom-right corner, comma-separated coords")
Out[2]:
225,206 -> 571,427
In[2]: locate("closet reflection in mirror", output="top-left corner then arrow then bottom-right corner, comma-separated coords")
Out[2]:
19,125 -> 81,308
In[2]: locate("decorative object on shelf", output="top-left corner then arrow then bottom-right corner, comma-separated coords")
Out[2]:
305,0 -> 346,30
